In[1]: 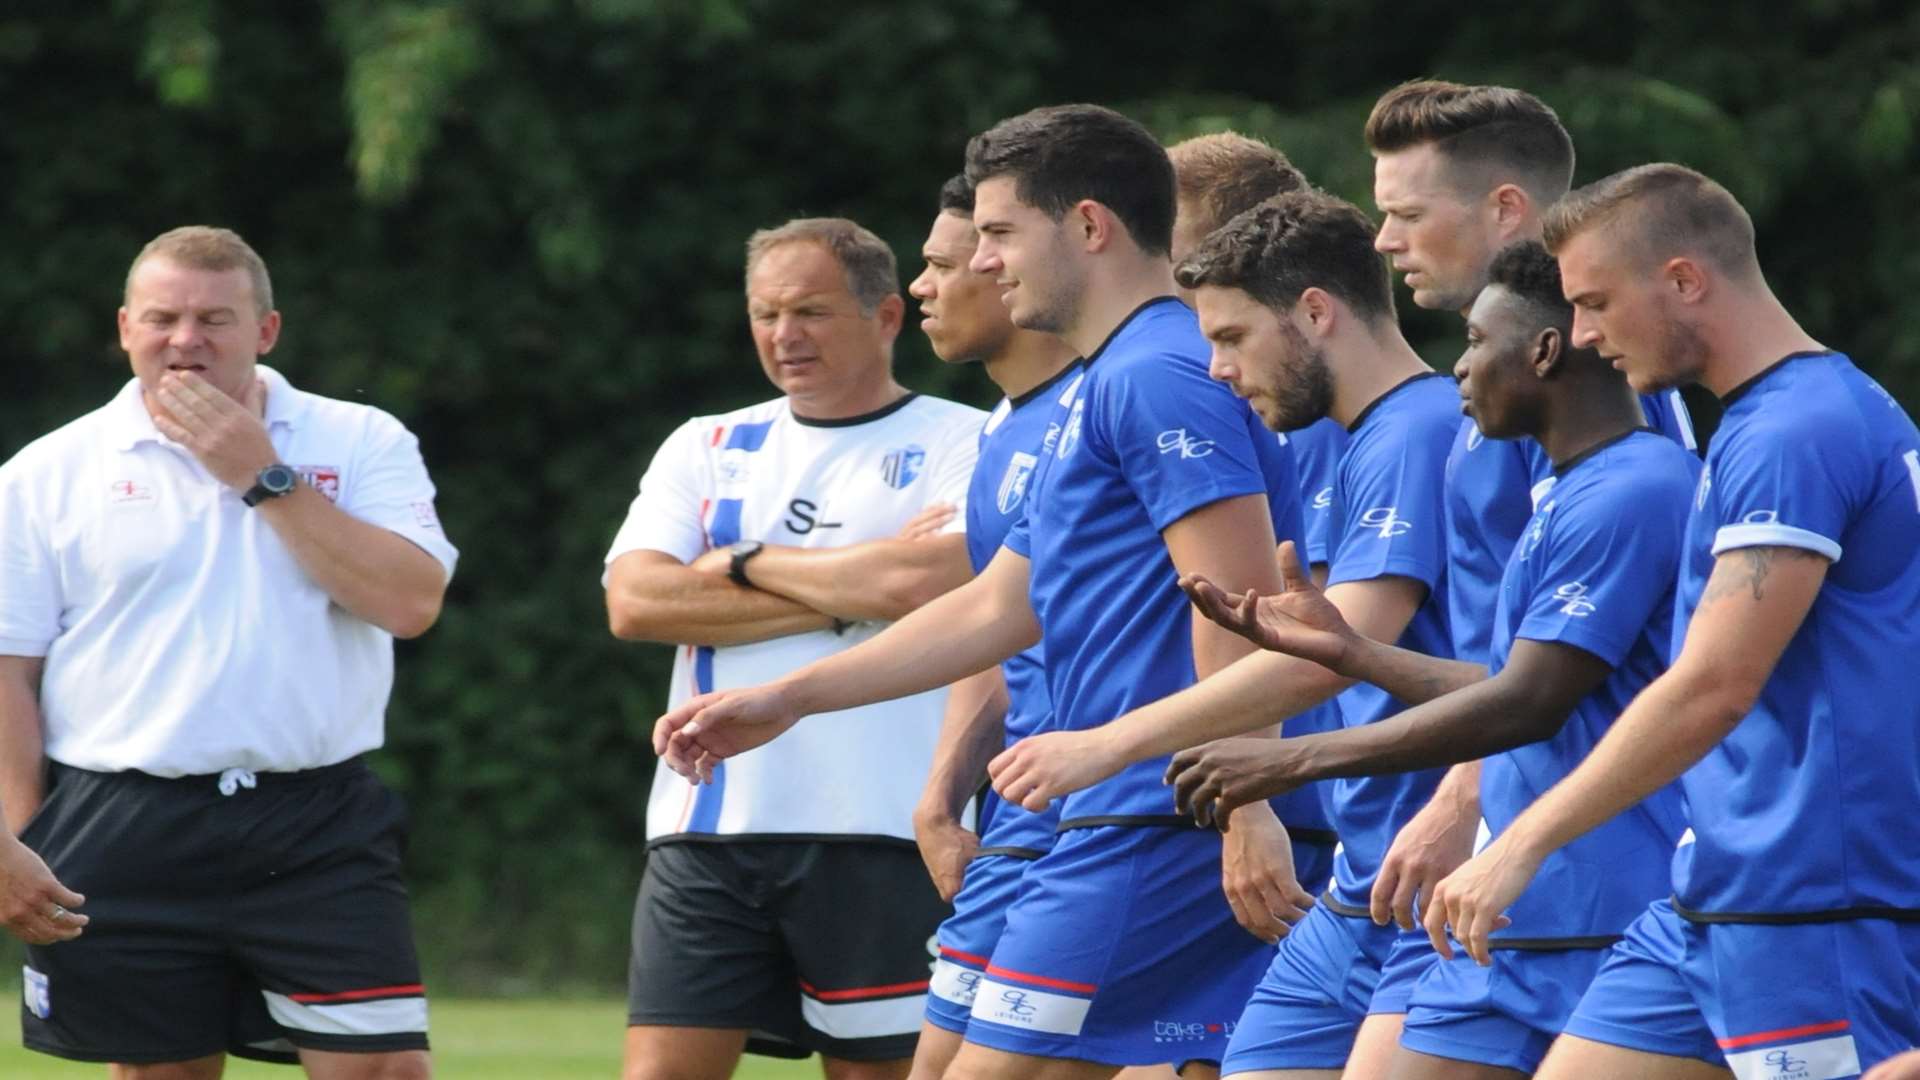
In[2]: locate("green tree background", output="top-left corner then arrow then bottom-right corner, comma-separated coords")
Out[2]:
4,1 -> 1915,992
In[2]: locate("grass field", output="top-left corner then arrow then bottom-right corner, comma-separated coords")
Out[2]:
0,996 -> 823,1078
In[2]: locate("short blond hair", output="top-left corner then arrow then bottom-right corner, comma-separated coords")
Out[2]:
125,226 -> 274,317
1543,163 -> 1758,278
1168,132 -> 1310,240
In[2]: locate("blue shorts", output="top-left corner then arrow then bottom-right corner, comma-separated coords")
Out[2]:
1366,928 -> 1438,1016
926,852 -> 1036,1035
1220,905 -> 1399,1074
965,825 -> 1271,1067
1566,899 -> 1920,1077
1399,944 -> 1609,1073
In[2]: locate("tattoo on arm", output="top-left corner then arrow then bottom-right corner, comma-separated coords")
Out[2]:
1701,546 -> 1823,604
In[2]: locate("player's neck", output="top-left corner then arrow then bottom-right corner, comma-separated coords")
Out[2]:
1536,380 -> 1647,469
1061,258 -> 1178,358
1697,290 -> 1826,399
1326,323 -> 1434,429
983,333 -> 1079,401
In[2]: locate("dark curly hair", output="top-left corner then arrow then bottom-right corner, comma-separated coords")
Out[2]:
964,104 -> 1176,257
1174,190 -> 1394,322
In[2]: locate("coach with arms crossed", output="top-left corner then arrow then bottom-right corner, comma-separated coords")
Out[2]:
605,218 -> 984,1080
0,226 -> 455,1079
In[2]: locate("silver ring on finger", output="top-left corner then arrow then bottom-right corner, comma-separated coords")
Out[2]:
48,905 -> 67,922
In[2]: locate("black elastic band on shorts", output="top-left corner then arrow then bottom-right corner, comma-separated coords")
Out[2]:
49,757 -> 367,789
1485,935 -> 1624,951
973,845 -> 1045,861
1287,827 -> 1339,847
1056,814 -> 1200,831
645,832 -> 919,851
1320,890 -> 1373,919
1670,893 -> 1920,925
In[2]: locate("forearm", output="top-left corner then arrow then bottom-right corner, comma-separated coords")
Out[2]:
1504,663 -> 1739,860
1338,636 -> 1488,706
256,489 -> 448,638
1108,649 -> 1350,764
608,560 -> 835,646
918,666 -> 1009,822
1287,673 -> 1555,781
0,661 -> 47,834
781,575 -> 1038,718
747,535 -> 973,622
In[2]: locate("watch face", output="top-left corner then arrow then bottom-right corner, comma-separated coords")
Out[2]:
261,464 -> 297,493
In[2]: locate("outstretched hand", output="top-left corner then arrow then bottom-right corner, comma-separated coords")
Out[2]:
652,686 -> 802,782
1164,738 -> 1306,828
1179,541 -> 1356,669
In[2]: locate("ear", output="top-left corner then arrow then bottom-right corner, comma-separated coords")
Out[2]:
1296,287 -> 1337,337
1073,199 -> 1112,253
256,310 -> 282,356
1490,183 -> 1532,239
117,306 -> 134,353
1664,256 -> 1709,305
872,293 -> 905,342
1531,326 -> 1563,379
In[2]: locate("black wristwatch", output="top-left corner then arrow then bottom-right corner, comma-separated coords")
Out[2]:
242,463 -> 298,507
727,540 -> 766,586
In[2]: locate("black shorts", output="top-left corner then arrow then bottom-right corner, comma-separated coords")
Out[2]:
19,759 -> 429,1065
628,838 -> 949,1061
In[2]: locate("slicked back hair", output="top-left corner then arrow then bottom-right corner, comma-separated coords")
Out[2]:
964,104 -> 1176,257
127,226 -> 274,317
938,174 -> 974,216
1175,191 -> 1395,323
1168,131 -> 1312,240
1542,163 -> 1759,279
745,217 -> 899,315
1364,79 -> 1575,202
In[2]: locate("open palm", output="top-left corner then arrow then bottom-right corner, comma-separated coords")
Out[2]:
1180,540 -> 1356,667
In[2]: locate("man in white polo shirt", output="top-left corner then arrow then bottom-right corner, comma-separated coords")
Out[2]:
0,226 -> 455,1079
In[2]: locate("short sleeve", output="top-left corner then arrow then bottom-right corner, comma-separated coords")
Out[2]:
341,411 -> 460,579
1516,484 -> 1684,666
927,409 -> 985,536
1002,501 -> 1033,559
0,460 -> 58,657
604,418 -> 712,569
1707,421 -> 1857,562
1094,355 -> 1267,531
1327,416 -> 1450,590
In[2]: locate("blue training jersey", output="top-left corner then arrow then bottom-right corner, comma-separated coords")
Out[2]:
1003,298 -> 1306,824
1272,418 -> 1348,839
1482,429 -> 1697,942
1669,352 -> 1920,919
1444,389 -> 1694,666
1323,372 -> 1459,909
965,363 -> 1080,853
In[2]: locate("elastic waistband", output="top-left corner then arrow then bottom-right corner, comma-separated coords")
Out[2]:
51,756 -> 368,791
1057,815 -> 1340,841
1320,890 -> 1373,919
1670,893 -> 1920,926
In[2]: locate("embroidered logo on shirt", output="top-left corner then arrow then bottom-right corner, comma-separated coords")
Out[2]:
108,480 -> 154,504
881,445 -> 927,489
1156,428 -> 1216,459
998,452 -> 1038,514
1358,506 -> 1412,538
294,466 -> 341,503
1552,581 -> 1597,617
411,501 -> 442,530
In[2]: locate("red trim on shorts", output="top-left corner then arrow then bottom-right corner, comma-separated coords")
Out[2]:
797,978 -> 930,1002
939,946 -> 990,967
287,983 -> 425,1004
984,964 -> 1097,995
1716,1019 -> 1851,1050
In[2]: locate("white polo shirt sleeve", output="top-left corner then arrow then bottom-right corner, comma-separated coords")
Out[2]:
606,418 -> 712,567
0,455 -> 58,657
341,410 -> 459,578
926,407 -> 984,537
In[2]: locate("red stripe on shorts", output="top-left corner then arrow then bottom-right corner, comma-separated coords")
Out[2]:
288,983 -> 426,1004
984,964 -> 1097,995
798,978 -> 930,1002
1716,1019 -> 1851,1050
939,946 -> 990,967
